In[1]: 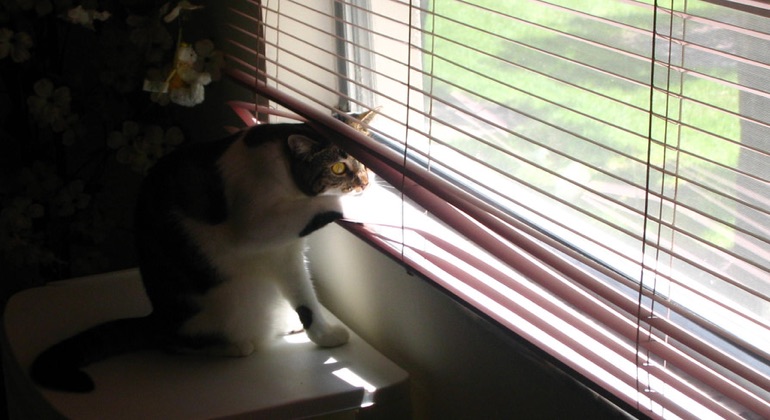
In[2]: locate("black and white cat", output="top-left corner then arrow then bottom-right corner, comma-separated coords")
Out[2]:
30,115 -> 373,393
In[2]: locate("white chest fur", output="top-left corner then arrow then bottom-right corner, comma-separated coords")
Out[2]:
179,242 -> 305,351
176,137 -> 340,350
216,138 -> 342,248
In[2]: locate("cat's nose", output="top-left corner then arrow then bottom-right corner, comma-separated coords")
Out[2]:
358,172 -> 369,190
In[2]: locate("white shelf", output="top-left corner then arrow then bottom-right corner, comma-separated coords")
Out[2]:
2,269 -> 409,419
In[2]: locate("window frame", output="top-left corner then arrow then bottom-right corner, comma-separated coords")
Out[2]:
224,1 -> 770,418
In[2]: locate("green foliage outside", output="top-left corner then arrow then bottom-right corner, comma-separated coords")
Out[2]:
422,0 -> 742,256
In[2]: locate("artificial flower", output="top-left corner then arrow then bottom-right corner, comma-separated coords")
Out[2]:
163,1 -> 203,23
143,67 -> 172,105
143,43 -> 211,107
0,27 -> 34,63
1,197 -> 44,232
15,0 -> 53,16
167,43 -> 210,106
144,40 -> 221,106
148,90 -> 171,105
26,78 -> 77,133
108,121 -> 184,173
0,28 -> 12,58
193,39 -> 224,81
64,5 -> 111,30
53,179 -> 90,217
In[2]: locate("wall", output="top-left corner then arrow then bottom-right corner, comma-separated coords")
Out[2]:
308,224 -> 633,419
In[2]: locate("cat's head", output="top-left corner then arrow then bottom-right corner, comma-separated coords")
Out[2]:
287,135 -> 369,196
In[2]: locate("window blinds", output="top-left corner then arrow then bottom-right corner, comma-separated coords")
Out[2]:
224,0 -> 770,418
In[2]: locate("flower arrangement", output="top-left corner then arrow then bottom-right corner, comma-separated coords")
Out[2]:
0,0 -> 224,293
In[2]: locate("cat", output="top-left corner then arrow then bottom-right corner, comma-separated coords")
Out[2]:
29,111 -> 375,393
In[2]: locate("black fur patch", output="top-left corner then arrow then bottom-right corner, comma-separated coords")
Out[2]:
30,349 -> 95,392
296,305 -> 313,329
299,211 -> 342,237
242,123 -> 314,148
29,317 -> 154,393
138,135 -> 234,226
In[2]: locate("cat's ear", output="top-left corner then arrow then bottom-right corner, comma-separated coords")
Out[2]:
348,107 -> 379,134
287,134 -> 319,157
357,107 -> 380,126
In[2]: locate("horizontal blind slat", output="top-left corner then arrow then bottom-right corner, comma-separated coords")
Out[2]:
227,60 -> 770,372
342,224 -> 648,412
229,73 -> 770,401
250,0 -> 768,352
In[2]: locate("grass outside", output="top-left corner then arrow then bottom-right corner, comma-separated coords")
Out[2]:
422,0 -> 743,256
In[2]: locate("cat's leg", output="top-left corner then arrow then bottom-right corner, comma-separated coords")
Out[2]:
294,303 -> 349,347
277,244 -> 349,348
174,274 -> 280,356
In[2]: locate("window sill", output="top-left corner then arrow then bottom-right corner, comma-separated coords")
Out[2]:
337,181 -> 647,414
2,269 -> 410,419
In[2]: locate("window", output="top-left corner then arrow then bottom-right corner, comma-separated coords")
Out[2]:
225,0 -> 770,418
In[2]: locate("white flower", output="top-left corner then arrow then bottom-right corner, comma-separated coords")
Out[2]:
165,43 -> 211,107
64,5 -> 111,30
163,1 -> 204,23
168,80 -> 206,106
143,67 -> 173,105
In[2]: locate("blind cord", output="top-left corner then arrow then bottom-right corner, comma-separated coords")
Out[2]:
399,1 -> 416,267
637,0 -> 663,413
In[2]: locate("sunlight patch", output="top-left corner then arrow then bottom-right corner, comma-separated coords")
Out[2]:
332,367 -> 376,407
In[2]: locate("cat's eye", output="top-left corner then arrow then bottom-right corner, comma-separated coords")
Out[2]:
330,162 -> 346,175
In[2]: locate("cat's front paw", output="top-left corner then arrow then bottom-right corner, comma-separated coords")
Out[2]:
306,324 -> 349,347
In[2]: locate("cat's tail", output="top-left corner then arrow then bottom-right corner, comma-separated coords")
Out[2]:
29,316 -> 155,393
